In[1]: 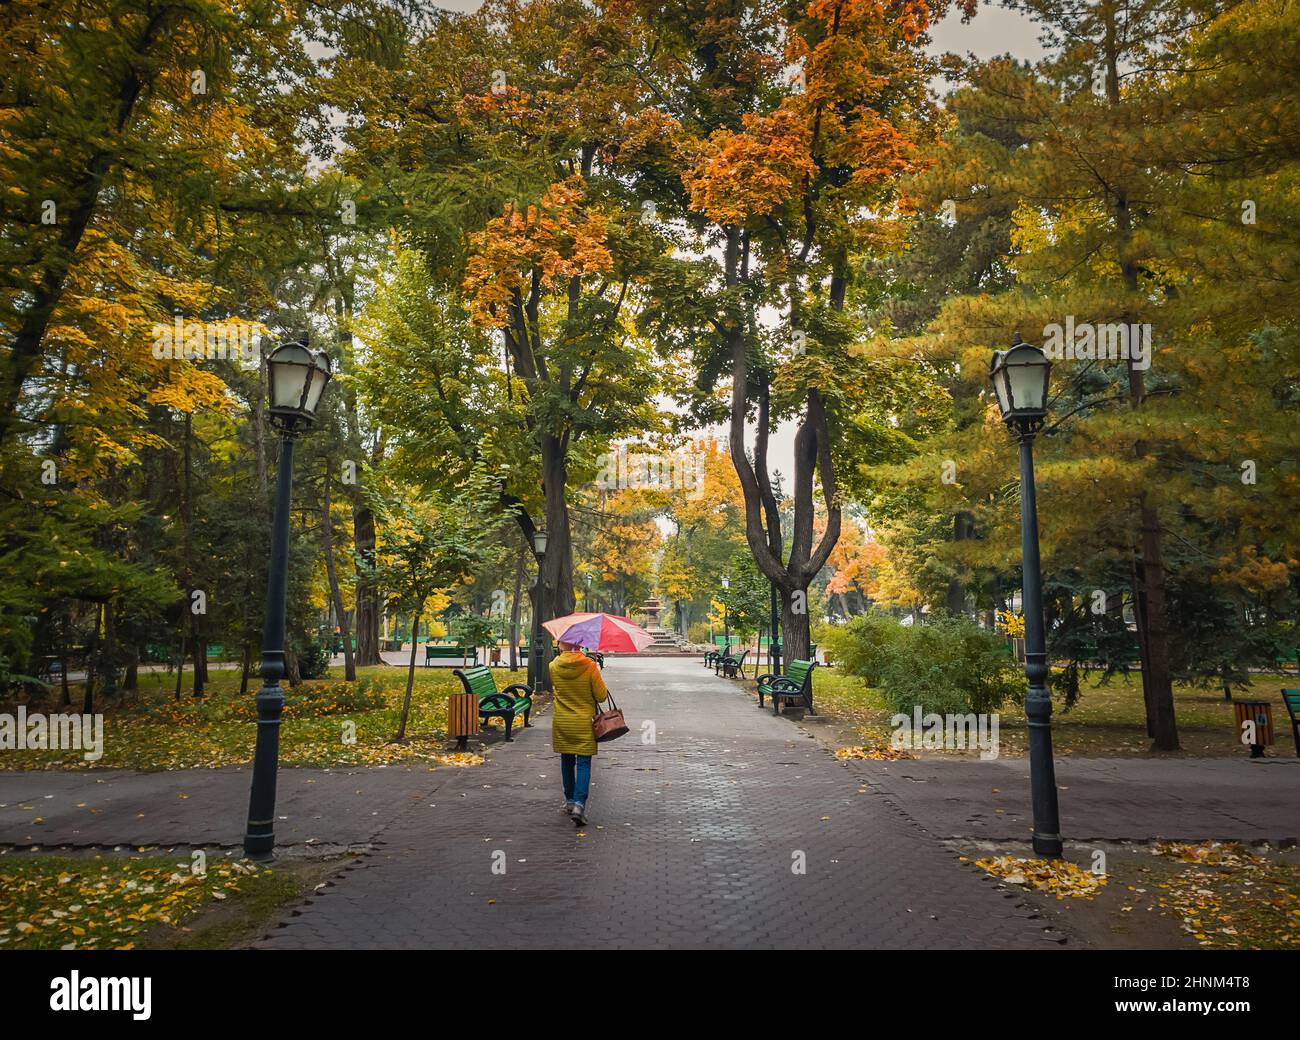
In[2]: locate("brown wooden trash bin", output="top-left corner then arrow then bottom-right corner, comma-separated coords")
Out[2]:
1232,699 -> 1274,758
447,692 -> 478,751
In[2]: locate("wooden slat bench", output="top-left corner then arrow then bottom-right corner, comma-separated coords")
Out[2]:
425,644 -> 469,667
453,666 -> 534,742
1283,689 -> 1300,757
756,659 -> 818,715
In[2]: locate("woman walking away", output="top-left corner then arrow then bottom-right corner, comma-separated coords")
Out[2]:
549,640 -> 609,826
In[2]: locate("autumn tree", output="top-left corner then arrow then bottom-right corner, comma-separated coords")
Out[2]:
615,0 -> 974,664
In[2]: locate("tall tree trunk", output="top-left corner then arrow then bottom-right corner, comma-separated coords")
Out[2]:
394,606 -> 423,741
59,615 -> 71,708
173,628 -> 186,701
540,434 -> 576,616
181,411 -> 205,698
124,645 -> 138,692
1136,499 -> 1178,748
1104,12 -> 1178,751
83,603 -> 101,715
240,643 -> 253,696
322,462 -> 357,680
724,230 -> 842,667
353,504 -> 382,665
102,599 -> 117,698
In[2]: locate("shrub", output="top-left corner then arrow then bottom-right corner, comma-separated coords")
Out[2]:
452,614 -> 497,649
282,679 -> 386,718
820,613 -> 906,688
830,612 -> 1023,716
295,641 -> 331,680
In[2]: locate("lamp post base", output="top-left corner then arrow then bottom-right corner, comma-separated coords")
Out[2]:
1032,832 -> 1064,858
243,831 -> 276,862
243,680 -> 284,862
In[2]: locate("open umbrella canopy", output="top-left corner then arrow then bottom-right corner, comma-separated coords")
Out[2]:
542,612 -> 654,653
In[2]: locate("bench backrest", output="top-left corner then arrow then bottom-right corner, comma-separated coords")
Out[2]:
455,666 -> 499,699
786,659 -> 815,689
730,648 -> 747,661
1283,689 -> 1300,720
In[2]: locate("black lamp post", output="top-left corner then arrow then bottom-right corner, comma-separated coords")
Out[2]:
720,574 -> 731,648
990,333 -> 1063,859
769,579 -> 780,674
531,529 -> 549,690
244,334 -> 332,862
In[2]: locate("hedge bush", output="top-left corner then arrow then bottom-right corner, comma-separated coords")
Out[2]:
823,612 -> 1024,716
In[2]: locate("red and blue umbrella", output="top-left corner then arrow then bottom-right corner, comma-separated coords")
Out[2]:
542,612 -> 654,653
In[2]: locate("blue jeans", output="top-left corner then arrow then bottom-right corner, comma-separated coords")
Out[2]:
561,753 -> 592,806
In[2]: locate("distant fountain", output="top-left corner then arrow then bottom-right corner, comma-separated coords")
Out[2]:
639,597 -> 684,652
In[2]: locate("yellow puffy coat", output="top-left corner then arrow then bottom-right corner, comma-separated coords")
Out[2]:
549,651 -> 609,756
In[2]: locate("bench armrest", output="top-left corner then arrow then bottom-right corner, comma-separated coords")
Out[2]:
765,677 -> 802,696
501,683 -> 533,700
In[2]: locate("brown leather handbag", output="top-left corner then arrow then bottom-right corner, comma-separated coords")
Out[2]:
592,691 -> 629,742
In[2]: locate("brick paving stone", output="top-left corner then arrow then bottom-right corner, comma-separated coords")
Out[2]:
844,755 -> 1299,844
0,765 -> 450,848
253,658 -> 1057,949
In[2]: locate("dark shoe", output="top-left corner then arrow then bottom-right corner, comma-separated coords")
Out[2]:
570,802 -> 587,826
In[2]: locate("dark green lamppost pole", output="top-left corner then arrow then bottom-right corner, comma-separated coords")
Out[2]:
990,333 -> 1063,858
720,574 -> 731,649
769,579 -> 780,675
244,334 -> 332,862
531,529 -> 549,691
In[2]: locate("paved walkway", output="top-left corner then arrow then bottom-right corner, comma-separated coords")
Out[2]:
852,756 -> 1299,844
0,766 -> 444,850
251,658 -> 1052,949
7,658 -> 1292,948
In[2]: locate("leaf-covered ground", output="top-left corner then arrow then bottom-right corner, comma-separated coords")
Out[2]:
0,853 -> 275,949
1147,841 -> 1300,949
972,853 -> 1108,899
782,667 -> 1297,758
957,840 -> 1299,950
1,664 -> 520,770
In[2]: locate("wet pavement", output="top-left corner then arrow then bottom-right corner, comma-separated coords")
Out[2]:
250,657 -> 1056,949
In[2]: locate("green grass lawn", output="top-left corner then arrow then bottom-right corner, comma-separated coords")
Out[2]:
1,663 -> 528,770
0,853 -> 278,949
784,667 -> 1298,758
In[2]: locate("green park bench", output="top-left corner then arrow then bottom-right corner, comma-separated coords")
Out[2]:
757,659 -> 818,715
719,646 -> 749,679
453,665 -> 534,741
425,644 -> 469,666
1283,689 -> 1300,757
1279,648 -> 1299,675
703,642 -> 732,669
